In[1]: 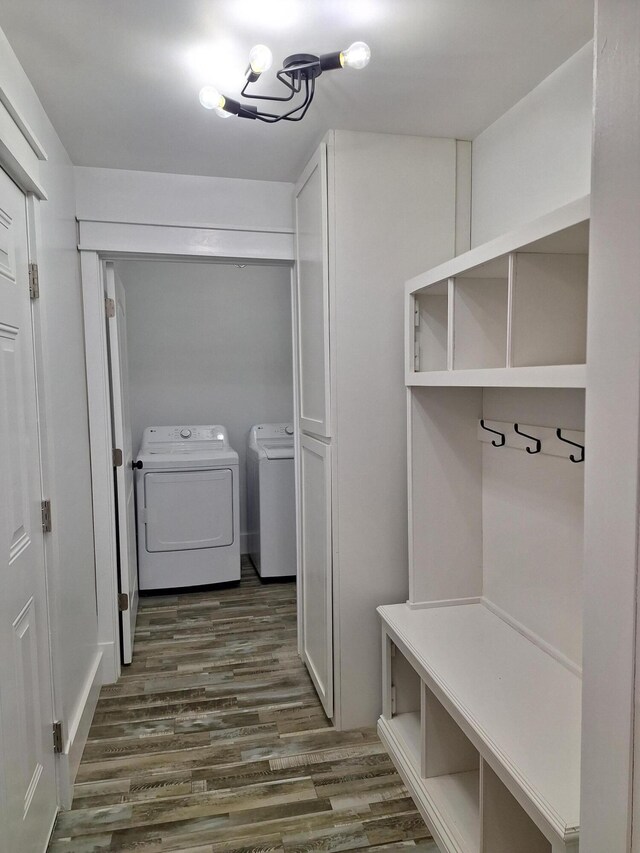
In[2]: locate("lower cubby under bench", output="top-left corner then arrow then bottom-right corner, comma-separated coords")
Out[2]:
377,602 -> 581,853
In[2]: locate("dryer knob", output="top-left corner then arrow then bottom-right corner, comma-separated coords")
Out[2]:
180,428 -> 192,438
285,426 -> 294,435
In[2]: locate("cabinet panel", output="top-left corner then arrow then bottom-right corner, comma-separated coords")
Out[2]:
300,434 -> 333,716
295,144 -> 331,438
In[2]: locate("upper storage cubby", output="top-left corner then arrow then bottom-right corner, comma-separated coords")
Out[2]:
453,257 -> 509,370
406,197 -> 589,387
414,280 -> 449,372
510,239 -> 588,369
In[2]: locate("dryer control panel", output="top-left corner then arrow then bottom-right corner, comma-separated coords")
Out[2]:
252,423 -> 294,439
145,425 -> 228,444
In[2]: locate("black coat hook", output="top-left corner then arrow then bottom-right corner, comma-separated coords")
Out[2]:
514,423 -> 541,454
556,428 -> 585,463
480,419 -> 506,447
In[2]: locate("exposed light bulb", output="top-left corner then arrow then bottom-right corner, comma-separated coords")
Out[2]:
340,41 -> 371,70
249,44 -> 273,74
199,85 -> 224,110
215,106 -> 233,119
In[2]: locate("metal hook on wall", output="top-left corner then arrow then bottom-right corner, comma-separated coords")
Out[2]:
556,428 -> 585,463
480,419 -> 506,447
514,423 -> 542,454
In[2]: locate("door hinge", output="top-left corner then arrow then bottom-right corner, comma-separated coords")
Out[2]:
390,685 -> 397,715
118,592 -> 129,612
52,720 -> 63,754
113,448 -> 123,467
29,263 -> 40,299
105,297 -> 115,318
41,499 -> 52,533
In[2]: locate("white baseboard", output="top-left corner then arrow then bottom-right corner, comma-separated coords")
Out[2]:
99,638 -> 119,684
57,650 -> 102,809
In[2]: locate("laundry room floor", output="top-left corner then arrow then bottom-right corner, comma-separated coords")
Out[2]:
48,556 -> 435,852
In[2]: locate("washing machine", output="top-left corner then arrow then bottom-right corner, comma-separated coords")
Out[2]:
247,423 -> 296,578
135,425 -> 240,590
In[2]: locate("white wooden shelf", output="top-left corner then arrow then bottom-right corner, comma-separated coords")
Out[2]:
423,771 -> 480,853
378,601 -> 581,848
388,711 -> 421,769
406,196 -> 589,295
406,364 -> 586,388
407,195 -> 589,383
378,716 -> 481,853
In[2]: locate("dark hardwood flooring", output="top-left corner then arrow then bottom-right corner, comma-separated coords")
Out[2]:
48,557 -> 434,852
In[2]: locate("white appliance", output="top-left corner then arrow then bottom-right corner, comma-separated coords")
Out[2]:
247,423 -> 296,578
135,425 -> 240,590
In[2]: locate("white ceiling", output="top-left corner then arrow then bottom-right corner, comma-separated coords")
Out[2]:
0,0 -> 593,183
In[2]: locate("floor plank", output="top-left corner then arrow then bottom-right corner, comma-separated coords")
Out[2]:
49,558 -> 435,852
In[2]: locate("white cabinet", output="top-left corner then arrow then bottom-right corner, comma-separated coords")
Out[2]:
381,198 -> 589,851
295,131 -> 463,729
299,434 -> 333,716
295,144 -> 331,439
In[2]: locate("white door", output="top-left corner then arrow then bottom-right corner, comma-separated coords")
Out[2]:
295,143 -> 331,438
300,434 -> 333,717
105,263 -> 138,665
0,170 -> 57,851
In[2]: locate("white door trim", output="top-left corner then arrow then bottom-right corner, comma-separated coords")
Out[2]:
26,196 -> 104,811
0,105 -> 90,815
79,221 -> 294,684
78,219 -> 294,261
0,85 -> 47,200
0,168 -> 58,848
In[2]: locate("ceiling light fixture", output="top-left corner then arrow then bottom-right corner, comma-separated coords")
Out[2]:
198,41 -> 371,123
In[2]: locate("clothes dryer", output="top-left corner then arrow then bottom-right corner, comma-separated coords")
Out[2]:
247,423 -> 296,578
135,425 -> 240,590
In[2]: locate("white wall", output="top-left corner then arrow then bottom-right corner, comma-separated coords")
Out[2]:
471,42 -> 593,246
0,27 -> 99,777
75,165 -> 294,233
115,259 -> 293,548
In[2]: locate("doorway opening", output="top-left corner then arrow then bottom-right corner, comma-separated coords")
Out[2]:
104,256 -> 298,667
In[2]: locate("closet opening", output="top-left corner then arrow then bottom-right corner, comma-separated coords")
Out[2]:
103,255 -> 298,667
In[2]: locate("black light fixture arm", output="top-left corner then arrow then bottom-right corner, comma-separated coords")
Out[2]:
226,54 -> 321,122
254,79 -> 317,123
240,69 -> 299,102
204,41 -> 370,124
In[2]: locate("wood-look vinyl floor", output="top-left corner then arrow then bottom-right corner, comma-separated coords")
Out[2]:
49,558 -> 435,853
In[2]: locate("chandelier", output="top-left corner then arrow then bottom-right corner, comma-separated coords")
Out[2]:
199,41 -> 371,123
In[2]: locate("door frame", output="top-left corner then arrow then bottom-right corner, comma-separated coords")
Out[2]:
0,97 -> 74,814
79,220 -> 296,683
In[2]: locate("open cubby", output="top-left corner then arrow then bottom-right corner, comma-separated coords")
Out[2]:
414,280 -> 449,371
510,252 -> 588,367
453,258 -> 509,370
388,641 -> 421,769
422,685 -> 480,853
482,763 -> 551,853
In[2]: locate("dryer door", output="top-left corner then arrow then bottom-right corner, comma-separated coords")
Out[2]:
144,469 -> 234,552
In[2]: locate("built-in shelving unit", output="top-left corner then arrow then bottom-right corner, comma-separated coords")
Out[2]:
379,604 -> 579,852
381,196 -> 589,853
406,196 -> 589,388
